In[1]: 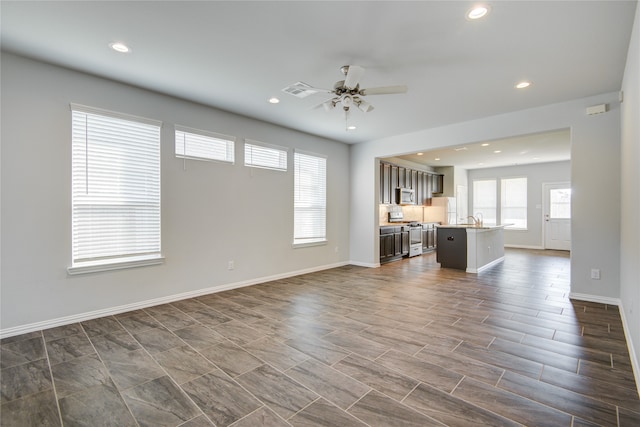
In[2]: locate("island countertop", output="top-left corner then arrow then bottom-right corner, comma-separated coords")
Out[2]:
436,224 -> 508,230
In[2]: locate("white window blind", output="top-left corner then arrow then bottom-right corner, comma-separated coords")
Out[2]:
244,139 -> 288,171
501,177 -> 528,229
175,126 -> 234,163
293,150 -> 326,246
473,179 -> 497,225
70,105 -> 161,271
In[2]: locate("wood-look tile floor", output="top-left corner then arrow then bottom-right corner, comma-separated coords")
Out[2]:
2,248 -> 639,426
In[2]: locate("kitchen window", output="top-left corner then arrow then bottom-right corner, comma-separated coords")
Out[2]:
501,177 -> 527,229
244,139 -> 288,171
293,150 -> 326,246
175,126 -> 235,164
68,104 -> 163,274
472,179 -> 497,225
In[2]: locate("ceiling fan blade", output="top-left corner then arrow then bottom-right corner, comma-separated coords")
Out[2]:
311,97 -> 337,110
359,85 -> 408,96
344,65 -> 365,89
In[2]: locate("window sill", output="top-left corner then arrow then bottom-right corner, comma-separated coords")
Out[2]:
68,255 -> 164,275
292,239 -> 327,249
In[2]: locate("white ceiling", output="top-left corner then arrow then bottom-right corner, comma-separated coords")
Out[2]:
394,128 -> 571,170
1,1 -> 636,164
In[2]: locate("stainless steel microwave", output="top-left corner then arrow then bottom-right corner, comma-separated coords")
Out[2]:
397,187 -> 415,205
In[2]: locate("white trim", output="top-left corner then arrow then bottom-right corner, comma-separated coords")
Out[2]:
466,256 -> 505,274
350,260 -> 380,268
504,244 -> 545,250
292,240 -> 327,248
69,102 -> 162,127
174,125 -> 235,143
568,292 -> 621,306
67,255 -> 165,275
619,301 -> 640,398
1,261 -> 349,339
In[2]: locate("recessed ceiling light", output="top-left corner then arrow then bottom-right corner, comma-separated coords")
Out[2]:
454,147 -> 468,151
467,5 -> 490,20
434,157 -> 441,161
481,143 -> 490,147
494,150 -> 502,153
515,81 -> 531,89
268,97 -> 280,104
347,125 -> 357,131
109,42 -> 131,53
416,152 -> 424,156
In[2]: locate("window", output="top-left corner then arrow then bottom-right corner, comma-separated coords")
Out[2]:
501,177 -> 527,229
69,104 -> 162,274
244,139 -> 287,171
175,126 -> 234,163
293,150 -> 326,246
550,188 -> 571,219
473,179 -> 497,225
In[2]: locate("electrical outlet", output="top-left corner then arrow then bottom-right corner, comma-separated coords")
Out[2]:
228,260 -> 234,270
590,268 -> 600,280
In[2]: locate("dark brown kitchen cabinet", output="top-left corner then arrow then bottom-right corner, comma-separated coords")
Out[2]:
422,223 -> 437,253
379,161 -> 444,206
398,167 -> 407,189
432,174 -> 444,194
391,166 -> 399,203
380,163 -> 391,204
380,226 -> 409,263
380,227 -> 396,261
411,170 -> 418,191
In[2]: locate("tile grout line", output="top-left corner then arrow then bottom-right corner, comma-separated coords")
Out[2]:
41,329 -> 66,427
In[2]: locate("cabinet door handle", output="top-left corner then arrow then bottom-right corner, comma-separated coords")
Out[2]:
447,236 -> 454,241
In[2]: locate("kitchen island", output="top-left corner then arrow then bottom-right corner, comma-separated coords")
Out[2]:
436,225 -> 505,273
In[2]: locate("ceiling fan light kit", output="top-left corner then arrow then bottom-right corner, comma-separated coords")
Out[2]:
283,65 -> 407,129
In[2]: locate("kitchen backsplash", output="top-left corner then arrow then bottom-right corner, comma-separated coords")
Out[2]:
379,204 -> 446,225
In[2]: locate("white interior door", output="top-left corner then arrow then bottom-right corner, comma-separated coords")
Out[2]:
543,182 -> 571,251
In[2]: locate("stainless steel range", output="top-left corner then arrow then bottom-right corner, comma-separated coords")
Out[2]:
388,211 -> 423,257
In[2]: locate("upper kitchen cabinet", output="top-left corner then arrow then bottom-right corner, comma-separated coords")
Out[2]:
379,160 -> 443,205
432,174 -> 444,195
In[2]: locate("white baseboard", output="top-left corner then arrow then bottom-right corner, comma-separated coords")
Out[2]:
349,260 -> 380,268
568,292 -> 622,306
0,261 -> 350,339
467,256 -> 505,274
570,292 -> 640,397
504,244 -> 545,250
618,301 -> 640,398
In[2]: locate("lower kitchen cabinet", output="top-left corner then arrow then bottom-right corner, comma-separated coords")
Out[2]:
422,223 -> 437,253
380,226 -> 409,263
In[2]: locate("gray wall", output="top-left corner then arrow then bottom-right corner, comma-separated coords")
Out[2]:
619,2 -> 640,391
468,161 -> 570,248
0,53 -> 351,333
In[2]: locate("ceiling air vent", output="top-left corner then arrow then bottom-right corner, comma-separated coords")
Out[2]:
281,82 -> 318,98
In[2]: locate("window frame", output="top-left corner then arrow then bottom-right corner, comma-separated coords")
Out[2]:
175,125 -> 235,164
244,139 -> 288,172
472,179 -> 498,226
68,104 -> 164,275
293,149 -> 327,247
501,176 -> 528,230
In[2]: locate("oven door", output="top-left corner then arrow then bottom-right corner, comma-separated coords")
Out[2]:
409,227 -> 422,245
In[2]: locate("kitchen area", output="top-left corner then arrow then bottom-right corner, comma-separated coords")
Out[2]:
379,159 -> 505,273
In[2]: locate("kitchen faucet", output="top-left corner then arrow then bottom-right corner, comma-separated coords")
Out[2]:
466,213 -> 484,227
475,212 -> 483,227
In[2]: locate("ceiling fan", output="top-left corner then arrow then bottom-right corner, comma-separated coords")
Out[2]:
282,65 -> 408,118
